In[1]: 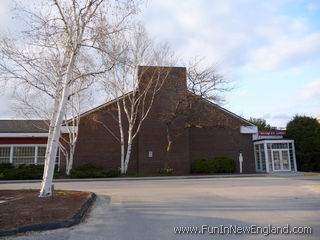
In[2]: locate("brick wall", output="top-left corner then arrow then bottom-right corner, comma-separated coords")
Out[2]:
70,66 -> 256,174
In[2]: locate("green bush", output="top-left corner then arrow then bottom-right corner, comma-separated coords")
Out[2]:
191,158 -> 210,173
191,157 -> 236,174
0,163 -> 63,180
213,157 -> 236,173
0,164 -> 44,180
0,163 -> 14,171
125,171 -> 144,177
158,167 -> 174,176
70,163 -> 120,178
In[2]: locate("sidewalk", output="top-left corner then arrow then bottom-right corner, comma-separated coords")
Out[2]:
1,172 -> 319,184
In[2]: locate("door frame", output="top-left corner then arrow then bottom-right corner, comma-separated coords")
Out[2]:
271,149 -> 291,172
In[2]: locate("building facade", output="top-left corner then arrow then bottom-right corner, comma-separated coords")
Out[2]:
0,66 -> 297,175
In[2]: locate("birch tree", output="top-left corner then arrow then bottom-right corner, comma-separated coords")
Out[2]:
0,0 -> 141,197
97,25 -> 175,174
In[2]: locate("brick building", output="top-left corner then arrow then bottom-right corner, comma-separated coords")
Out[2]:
0,66 -> 259,174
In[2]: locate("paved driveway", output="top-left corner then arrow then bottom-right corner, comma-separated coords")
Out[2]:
1,176 -> 320,240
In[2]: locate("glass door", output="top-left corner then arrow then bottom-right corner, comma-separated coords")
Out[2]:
272,150 -> 291,171
282,151 -> 290,170
273,151 -> 281,170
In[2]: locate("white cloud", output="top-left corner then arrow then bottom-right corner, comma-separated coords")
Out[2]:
141,0 -> 319,73
244,33 -> 320,72
307,2 -> 320,11
299,80 -> 320,100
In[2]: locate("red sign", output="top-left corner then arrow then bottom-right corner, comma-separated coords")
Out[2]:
258,130 -> 286,136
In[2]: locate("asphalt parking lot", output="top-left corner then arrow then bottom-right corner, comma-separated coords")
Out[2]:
1,176 -> 320,240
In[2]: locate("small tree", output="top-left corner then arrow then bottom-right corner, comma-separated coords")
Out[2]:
286,115 -> 320,171
249,118 -> 272,130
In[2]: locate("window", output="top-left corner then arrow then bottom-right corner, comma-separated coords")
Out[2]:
271,143 -> 288,149
0,147 -> 10,164
0,145 -> 59,166
260,144 -> 266,171
255,144 -> 261,171
12,147 -> 35,166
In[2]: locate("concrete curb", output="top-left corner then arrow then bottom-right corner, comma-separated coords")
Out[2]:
0,172 -> 318,184
0,174 -> 269,184
0,192 -> 96,237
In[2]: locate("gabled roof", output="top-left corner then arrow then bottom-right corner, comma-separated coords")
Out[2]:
76,91 -> 133,120
202,98 -> 255,126
187,92 -> 255,126
0,120 -> 49,133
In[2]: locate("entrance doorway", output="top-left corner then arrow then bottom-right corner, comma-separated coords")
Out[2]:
272,150 -> 290,171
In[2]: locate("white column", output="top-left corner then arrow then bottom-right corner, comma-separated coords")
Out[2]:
9,146 -> 13,164
35,146 -> 38,165
292,141 -> 298,172
264,142 -> 269,173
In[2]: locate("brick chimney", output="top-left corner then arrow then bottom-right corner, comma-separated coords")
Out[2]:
137,66 -> 187,93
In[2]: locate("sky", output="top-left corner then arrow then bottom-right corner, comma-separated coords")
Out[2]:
0,0 -> 320,128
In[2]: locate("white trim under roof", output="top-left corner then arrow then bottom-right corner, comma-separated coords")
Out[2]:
0,133 -> 48,138
0,126 -> 76,138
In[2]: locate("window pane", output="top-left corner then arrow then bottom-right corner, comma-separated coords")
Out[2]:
260,150 -> 266,171
37,147 -> 46,165
36,147 -> 59,165
255,145 -> 261,170
268,150 -> 272,171
0,147 -> 10,164
13,147 -> 35,166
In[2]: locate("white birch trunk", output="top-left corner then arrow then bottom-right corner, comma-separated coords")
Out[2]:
117,101 -> 126,174
39,53 -> 76,197
39,84 -> 70,197
66,146 -> 75,175
123,130 -> 133,173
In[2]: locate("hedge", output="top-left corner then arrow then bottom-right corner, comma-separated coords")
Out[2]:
0,162 -> 121,180
191,157 -> 236,174
70,163 -> 120,178
0,164 -> 46,180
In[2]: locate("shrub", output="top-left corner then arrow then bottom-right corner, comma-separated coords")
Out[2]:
70,163 -> 120,178
191,158 -> 210,173
191,157 -> 236,174
158,167 -> 174,176
125,171 -> 144,177
0,164 -> 65,180
0,164 -> 44,180
0,163 -> 15,171
103,169 -> 121,178
213,157 -> 236,173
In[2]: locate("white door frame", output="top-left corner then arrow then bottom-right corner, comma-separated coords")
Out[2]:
271,149 -> 291,172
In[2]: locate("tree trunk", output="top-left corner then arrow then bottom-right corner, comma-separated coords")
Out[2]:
66,147 -> 74,175
164,123 -> 173,169
117,101 -> 125,174
39,52 -> 76,197
39,83 -> 70,197
124,140 -> 132,174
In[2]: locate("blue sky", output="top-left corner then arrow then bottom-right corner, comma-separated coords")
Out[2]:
0,0 -> 319,127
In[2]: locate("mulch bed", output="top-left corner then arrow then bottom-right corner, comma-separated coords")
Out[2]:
0,190 -> 91,231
